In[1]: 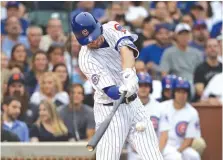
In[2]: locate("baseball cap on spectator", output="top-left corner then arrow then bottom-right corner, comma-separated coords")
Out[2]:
155,23 -> 171,32
6,1 -> 20,9
190,3 -> 204,11
193,20 -> 207,30
8,73 -> 25,86
175,23 -> 191,34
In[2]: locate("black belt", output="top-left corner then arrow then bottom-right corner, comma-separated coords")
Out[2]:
103,93 -> 137,106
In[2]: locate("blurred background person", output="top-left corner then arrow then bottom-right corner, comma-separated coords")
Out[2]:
2,96 -> 29,142
138,23 -> 172,78
25,50 -> 48,96
30,72 -> 69,109
39,18 -> 66,52
2,16 -> 29,58
180,14 -> 194,29
190,20 -> 209,52
26,26 -> 43,60
52,63 -> 70,93
4,73 -> 30,121
30,100 -> 73,142
8,61 -> 24,74
8,44 -> 29,73
59,84 -> 95,141
1,1 -> 29,36
193,39 -> 222,102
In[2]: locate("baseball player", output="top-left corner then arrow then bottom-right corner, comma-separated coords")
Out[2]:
128,72 -> 182,160
71,12 -> 163,160
158,75 -> 177,102
160,77 -> 201,160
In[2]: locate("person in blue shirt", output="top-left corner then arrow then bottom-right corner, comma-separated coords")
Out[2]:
1,1 -> 29,36
138,23 -> 172,73
2,16 -> 29,58
210,21 -> 222,38
190,20 -> 209,52
70,1 -> 105,21
2,96 -> 29,142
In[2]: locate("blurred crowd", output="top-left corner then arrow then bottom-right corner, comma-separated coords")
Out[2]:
0,1 -> 222,151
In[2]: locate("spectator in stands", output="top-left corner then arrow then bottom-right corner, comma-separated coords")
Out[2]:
1,1 -> 29,36
153,2 -> 173,24
2,96 -> 29,142
1,16 -> 29,58
181,14 -> 194,29
25,50 -> 48,95
26,26 -> 43,61
190,20 -> 209,52
8,44 -> 29,73
52,63 -> 70,93
124,1 -> 148,28
217,34 -> 222,62
5,73 -> 30,121
47,44 -> 66,71
8,61 -> 24,74
189,3 -> 205,22
30,72 -> 69,109
201,72 -> 223,105
30,100 -> 73,142
70,1 -> 105,21
194,39 -> 222,102
59,84 -> 95,140
160,23 -> 203,86
135,16 -> 160,51
135,60 -> 147,73
167,2 -> 182,24
39,18 -> 66,52
139,23 -> 172,75
1,112 -> 20,142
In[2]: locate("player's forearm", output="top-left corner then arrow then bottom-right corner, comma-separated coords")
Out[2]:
120,46 -> 135,69
177,138 -> 193,152
159,131 -> 168,151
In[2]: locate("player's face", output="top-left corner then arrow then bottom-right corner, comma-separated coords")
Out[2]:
174,89 -> 188,106
163,89 -> 172,99
87,35 -> 104,49
138,83 -> 151,98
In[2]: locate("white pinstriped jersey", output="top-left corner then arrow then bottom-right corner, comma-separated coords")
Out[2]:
144,98 -> 170,138
160,100 -> 201,148
79,21 -> 138,104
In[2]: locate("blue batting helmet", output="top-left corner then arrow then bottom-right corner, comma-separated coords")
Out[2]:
137,72 -> 153,93
173,77 -> 190,90
161,75 -> 177,90
71,12 -> 102,45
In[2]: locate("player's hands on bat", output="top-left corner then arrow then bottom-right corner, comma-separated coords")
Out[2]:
120,68 -> 138,97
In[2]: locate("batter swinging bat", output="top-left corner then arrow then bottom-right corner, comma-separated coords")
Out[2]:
86,91 -> 127,152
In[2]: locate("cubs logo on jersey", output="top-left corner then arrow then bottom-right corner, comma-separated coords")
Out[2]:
150,116 -> 159,132
175,121 -> 188,137
114,23 -> 126,34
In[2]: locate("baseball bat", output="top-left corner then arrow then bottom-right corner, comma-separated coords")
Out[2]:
86,91 -> 127,152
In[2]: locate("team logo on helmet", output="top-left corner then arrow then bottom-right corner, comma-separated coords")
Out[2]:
82,29 -> 89,36
150,116 -> 159,132
176,121 -> 188,137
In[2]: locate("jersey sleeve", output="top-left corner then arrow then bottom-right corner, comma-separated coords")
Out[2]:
80,59 -> 116,91
185,112 -> 201,138
105,21 -> 139,58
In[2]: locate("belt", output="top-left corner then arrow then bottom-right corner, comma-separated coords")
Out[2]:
103,93 -> 137,106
